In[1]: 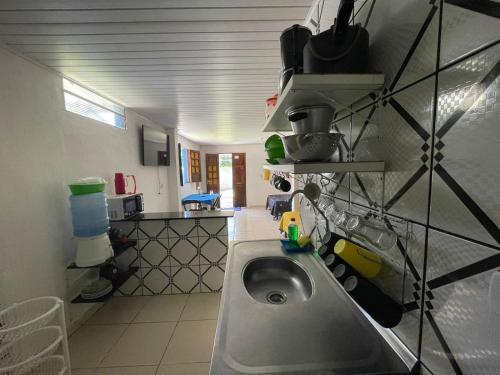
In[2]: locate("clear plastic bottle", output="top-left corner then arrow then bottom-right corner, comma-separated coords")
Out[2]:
288,218 -> 299,241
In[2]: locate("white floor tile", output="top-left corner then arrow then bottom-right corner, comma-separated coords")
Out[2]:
100,322 -> 176,367
157,363 -> 210,375
161,320 -> 217,364
69,325 -> 127,369
133,295 -> 188,323
93,366 -> 157,375
180,293 -> 220,321
86,297 -> 150,325
71,370 -> 94,375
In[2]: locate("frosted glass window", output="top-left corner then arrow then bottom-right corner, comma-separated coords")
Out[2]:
62,78 -> 125,129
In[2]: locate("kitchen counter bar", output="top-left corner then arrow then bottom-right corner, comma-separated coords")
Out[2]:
109,210 -> 232,296
115,210 -> 234,221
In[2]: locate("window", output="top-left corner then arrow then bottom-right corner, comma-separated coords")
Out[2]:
62,78 -> 126,129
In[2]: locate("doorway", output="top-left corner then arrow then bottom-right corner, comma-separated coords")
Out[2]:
218,154 -> 233,208
205,153 -> 246,209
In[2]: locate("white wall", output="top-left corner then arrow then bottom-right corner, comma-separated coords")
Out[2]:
178,134 -> 201,199
0,47 -> 175,308
200,144 -> 279,207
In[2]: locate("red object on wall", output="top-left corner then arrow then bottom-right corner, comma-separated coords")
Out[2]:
114,173 -> 126,194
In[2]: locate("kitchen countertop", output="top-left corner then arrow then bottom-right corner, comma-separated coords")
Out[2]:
211,239 -> 411,375
116,210 -> 234,221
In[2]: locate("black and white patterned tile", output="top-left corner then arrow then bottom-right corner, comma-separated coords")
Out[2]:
430,43 -> 500,247
171,265 -> 201,294
139,238 -> 170,267
137,220 -> 167,240
199,236 -> 228,265
168,218 -> 198,237
114,272 -> 142,297
200,264 -> 225,293
169,236 -> 199,267
141,267 -> 171,295
421,229 -> 500,375
198,218 -> 228,237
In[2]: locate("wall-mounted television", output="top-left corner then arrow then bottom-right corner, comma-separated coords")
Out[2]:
141,125 -> 170,166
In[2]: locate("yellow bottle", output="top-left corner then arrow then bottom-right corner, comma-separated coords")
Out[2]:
334,239 -> 382,279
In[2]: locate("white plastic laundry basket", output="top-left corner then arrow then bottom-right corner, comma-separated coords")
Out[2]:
0,326 -> 62,375
25,355 -> 66,375
0,297 -> 61,343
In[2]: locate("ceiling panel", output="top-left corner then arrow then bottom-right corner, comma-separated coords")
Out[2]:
0,0 -> 314,144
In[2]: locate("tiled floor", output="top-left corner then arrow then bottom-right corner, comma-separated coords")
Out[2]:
70,294 -> 219,375
71,207 -> 281,374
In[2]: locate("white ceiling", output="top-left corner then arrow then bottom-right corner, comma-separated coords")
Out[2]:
0,0 -> 315,144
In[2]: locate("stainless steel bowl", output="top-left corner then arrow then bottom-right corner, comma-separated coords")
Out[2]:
286,105 -> 335,134
281,132 -> 344,162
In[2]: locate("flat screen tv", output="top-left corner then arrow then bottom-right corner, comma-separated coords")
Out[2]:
141,125 -> 170,166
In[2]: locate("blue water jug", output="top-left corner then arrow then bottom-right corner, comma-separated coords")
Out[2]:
69,192 -> 109,237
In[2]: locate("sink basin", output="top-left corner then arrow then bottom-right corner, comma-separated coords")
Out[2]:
243,257 -> 313,304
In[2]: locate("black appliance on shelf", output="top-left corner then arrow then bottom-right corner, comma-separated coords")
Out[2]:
279,24 -> 312,93
303,0 -> 369,74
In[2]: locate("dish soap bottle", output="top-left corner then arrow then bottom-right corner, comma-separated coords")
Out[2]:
288,218 -> 299,241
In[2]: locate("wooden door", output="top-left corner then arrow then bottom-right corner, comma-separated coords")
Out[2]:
190,150 -> 201,182
232,153 -> 246,207
206,154 -> 220,193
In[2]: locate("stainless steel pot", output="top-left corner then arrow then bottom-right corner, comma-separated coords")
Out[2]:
286,105 -> 335,134
281,132 -> 343,162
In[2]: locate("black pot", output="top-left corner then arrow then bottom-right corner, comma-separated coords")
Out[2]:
280,24 -> 312,71
278,179 -> 291,192
303,0 -> 369,74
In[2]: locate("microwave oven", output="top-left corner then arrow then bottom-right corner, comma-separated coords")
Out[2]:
107,193 -> 144,221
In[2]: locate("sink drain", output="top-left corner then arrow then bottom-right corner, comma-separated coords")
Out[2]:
266,291 -> 287,305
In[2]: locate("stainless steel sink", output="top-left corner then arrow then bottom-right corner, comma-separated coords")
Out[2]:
211,240 -> 412,374
243,257 -> 313,304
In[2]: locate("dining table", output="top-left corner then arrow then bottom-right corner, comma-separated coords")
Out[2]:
181,193 -> 221,211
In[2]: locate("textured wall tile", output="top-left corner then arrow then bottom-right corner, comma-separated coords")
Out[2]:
357,0 -> 438,90
430,44 -> 500,246
441,2 -> 500,67
421,230 -> 500,375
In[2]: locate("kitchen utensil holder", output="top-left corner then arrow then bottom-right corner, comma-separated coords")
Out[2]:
0,297 -> 71,375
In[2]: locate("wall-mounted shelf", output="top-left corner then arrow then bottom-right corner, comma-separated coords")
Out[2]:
264,161 -> 385,174
262,73 -> 385,132
71,266 -> 139,304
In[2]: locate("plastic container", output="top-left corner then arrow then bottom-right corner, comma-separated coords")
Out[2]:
334,239 -> 382,279
0,326 -> 62,375
75,234 -> 113,268
68,177 -> 107,196
287,218 -> 299,241
70,192 -> 109,237
0,297 -> 61,343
